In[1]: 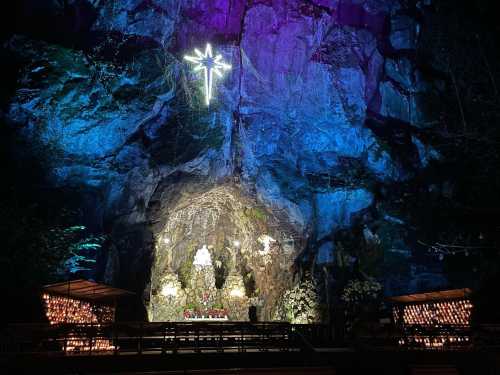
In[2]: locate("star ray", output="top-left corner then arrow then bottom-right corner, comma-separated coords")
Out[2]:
184,43 -> 231,106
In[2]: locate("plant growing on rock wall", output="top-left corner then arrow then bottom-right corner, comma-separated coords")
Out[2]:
274,277 -> 320,324
155,50 -> 180,95
51,225 -> 105,275
341,279 -> 382,305
178,251 -> 195,289
340,278 -> 383,335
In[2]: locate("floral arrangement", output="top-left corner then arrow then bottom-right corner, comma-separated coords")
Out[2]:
274,278 -> 320,324
341,279 -> 383,304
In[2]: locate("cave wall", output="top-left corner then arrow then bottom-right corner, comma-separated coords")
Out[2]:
2,0 -> 451,318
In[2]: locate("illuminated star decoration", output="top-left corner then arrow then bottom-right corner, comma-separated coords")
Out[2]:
184,43 -> 231,106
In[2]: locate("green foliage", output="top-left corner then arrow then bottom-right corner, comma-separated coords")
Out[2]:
212,302 -> 224,309
274,278 -> 320,324
178,248 -> 196,288
244,207 -> 267,222
184,302 -> 197,310
341,279 -> 382,305
49,226 -> 105,274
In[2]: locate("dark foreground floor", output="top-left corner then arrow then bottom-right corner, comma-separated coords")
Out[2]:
3,350 -> 500,375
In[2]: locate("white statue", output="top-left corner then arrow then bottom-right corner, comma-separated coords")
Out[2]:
258,234 -> 276,255
193,244 -> 212,268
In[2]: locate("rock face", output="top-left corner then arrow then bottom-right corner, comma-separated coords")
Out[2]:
315,189 -> 374,240
4,0 -> 449,319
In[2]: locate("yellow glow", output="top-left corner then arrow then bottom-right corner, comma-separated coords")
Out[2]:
394,298 -> 473,349
42,293 -> 115,351
229,288 -> 245,298
161,284 -> 178,297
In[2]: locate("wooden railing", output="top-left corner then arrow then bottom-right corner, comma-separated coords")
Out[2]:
3,322 -> 496,356
0,322 -> 334,355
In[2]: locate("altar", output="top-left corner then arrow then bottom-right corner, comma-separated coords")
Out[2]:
150,244 -> 250,322
185,316 -> 229,321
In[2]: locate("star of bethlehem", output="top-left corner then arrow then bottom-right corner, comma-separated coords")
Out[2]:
184,43 -> 231,106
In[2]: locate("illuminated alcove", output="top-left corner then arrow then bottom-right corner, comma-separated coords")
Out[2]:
147,181 -> 300,322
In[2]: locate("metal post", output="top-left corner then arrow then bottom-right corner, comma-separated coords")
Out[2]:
240,324 -> 245,352
114,322 -> 119,355
65,280 -> 70,323
63,281 -> 70,354
219,323 -> 223,353
138,323 -> 143,354
162,325 -> 166,355
89,322 -> 93,356
196,325 -> 200,353
113,297 -> 117,323
173,323 -> 178,354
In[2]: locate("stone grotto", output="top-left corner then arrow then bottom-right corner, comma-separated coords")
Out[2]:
3,0 -> 494,325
